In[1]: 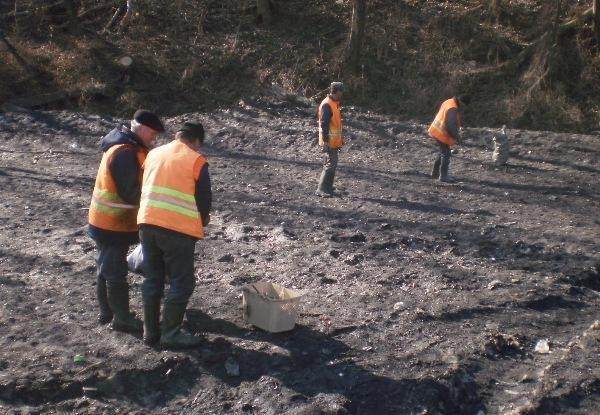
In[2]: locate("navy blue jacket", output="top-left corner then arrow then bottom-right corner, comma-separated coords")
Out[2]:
320,103 -> 333,140
88,127 -> 148,245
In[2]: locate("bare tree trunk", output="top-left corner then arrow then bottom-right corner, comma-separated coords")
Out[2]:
64,0 -> 76,21
489,0 -> 501,24
118,0 -> 135,31
594,0 -> 600,44
0,31 -> 35,74
257,0 -> 272,26
103,2 -> 127,33
345,0 -> 367,72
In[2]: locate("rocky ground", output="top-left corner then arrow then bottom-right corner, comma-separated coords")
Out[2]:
0,100 -> 599,414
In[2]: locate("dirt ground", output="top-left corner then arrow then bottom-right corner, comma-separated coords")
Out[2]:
0,100 -> 599,415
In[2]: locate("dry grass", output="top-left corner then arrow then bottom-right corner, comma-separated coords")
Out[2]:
0,0 -> 598,131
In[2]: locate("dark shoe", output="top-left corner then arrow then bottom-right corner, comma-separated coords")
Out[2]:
160,302 -> 202,349
106,281 -> 143,333
431,157 -> 441,179
96,277 -> 113,325
439,155 -> 450,181
318,168 -> 336,195
143,298 -> 161,345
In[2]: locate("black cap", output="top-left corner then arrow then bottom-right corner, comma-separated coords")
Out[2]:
133,109 -> 165,132
178,122 -> 205,140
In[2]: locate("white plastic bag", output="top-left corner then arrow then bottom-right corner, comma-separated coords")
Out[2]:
492,125 -> 510,166
127,243 -> 144,275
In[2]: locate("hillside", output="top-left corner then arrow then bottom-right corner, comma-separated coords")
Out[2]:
1,0 -> 599,132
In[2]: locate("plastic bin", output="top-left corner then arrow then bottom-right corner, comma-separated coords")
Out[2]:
242,282 -> 304,333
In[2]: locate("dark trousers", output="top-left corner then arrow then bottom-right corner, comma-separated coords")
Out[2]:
140,225 -> 196,305
95,240 -> 129,284
318,147 -> 339,192
431,141 -> 451,179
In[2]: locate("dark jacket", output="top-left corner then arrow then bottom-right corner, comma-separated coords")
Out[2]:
195,162 -> 212,227
445,107 -> 460,143
320,102 -> 333,140
88,126 -> 147,245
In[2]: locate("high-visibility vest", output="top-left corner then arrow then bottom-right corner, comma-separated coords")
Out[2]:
137,140 -> 206,239
428,98 -> 461,146
318,96 -> 344,149
88,144 -> 147,233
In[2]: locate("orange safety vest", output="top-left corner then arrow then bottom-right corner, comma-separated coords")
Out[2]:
88,144 -> 147,233
137,140 -> 206,239
428,98 -> 461,146
318,96 -> 344,149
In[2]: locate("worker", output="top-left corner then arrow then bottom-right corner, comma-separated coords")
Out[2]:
137,122 -> 212,349
316,82 -> 345,197
88,110 -> 164,332
428,95 -> 470,182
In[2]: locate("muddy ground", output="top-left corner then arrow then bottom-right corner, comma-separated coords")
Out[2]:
0,100 -> 599,415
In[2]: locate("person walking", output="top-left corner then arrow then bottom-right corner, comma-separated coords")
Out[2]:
428,95 -> 470,182
316,82 -> 345,197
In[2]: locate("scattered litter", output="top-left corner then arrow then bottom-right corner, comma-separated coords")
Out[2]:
73,355 -> 86,365
127,244 -> 144,274
492,126 -> 510,166
344,253 -> 364,265
534,339 -> 551,354
393,302 -> 405,311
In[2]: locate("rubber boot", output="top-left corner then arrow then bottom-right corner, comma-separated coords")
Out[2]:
160,302 -> 202,349
96,277 -> 113,325
431,156 -> 441,179
143,298 -> 161,345
316,169 -> 335,197
439,156 -> 453,182
106,281 -> 143,333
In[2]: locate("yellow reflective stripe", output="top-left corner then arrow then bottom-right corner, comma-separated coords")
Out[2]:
93,188 -> 121,202
145,185 -> 195,203
144,192 -> 197,211
92,195 -> 136,210
91,199 -> 129,216
145,199 -> 199,219
432,118 -> 447,134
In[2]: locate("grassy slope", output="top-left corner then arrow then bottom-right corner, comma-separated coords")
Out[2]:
0,0 -> 598,132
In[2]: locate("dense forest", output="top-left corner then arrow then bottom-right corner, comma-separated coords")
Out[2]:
1,0 -> 599,132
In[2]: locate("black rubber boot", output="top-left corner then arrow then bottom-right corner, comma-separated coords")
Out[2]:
106,281 -> 143,333
439,155 -> 453,182
317,168 -> 336,197
431,156 -> 441,179
160,302 -> 202,349
143,298 -> 161,346
96,277 -> 113,325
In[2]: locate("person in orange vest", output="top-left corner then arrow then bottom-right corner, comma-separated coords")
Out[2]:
316,82 -> 345,197
88,110 -> 164,332
428,95 -> 470,182
137,122 -> 212,349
